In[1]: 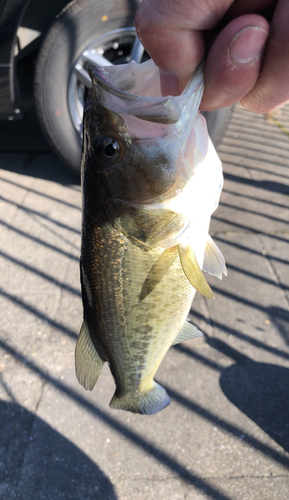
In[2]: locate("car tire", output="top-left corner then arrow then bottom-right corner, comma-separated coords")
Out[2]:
35,0 -> 140,174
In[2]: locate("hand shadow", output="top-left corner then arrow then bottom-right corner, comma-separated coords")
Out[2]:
0,400 -> 117,500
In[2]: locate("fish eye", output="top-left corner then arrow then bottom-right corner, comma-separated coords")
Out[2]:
94,135 -> 122,163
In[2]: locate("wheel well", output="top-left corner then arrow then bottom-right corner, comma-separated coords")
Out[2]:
15,1 -> 74,108
21,0 -> 72,35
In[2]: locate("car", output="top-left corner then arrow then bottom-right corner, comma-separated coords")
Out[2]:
0,0 -> 230,174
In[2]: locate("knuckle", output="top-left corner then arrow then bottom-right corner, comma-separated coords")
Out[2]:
241,86 -> 280,114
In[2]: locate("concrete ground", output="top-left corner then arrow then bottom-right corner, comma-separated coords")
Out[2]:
0,102 -> 288,500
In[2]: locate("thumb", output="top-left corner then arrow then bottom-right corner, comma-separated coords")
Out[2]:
201,15 -> 269,110
135,0 -> 207,96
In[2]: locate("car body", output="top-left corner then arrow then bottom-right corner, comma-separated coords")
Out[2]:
0,0 -> 69,119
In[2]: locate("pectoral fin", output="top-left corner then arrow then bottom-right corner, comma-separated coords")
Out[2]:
140,247 -> 178,301
178,244 -> 215,299
172,320 -> 203,345
75,320 -> 104,391
203,235 -> 227,279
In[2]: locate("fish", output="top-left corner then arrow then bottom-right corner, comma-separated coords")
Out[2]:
75,59 -> 226,415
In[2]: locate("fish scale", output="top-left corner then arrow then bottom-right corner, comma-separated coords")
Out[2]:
120,242 -> 194,387
75,59 -> 226,414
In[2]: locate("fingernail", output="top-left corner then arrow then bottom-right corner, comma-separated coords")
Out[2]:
159,69 -> 180,97
229,26 -> 268,64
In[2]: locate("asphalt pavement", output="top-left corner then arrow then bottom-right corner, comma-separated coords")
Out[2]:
0,103 -> 288,500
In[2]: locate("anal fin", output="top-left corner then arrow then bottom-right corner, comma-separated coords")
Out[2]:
172,320 -> 203,345
178,244 -> 215,299
75,320 -> 104,391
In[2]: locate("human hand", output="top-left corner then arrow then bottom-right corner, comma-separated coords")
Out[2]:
135,0 -> 289,113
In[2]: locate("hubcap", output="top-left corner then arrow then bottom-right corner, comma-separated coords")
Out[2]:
68,27 -> 146,134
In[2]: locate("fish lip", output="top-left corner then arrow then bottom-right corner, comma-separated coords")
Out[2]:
88,63 -> 170,104
88,61 -> 204,101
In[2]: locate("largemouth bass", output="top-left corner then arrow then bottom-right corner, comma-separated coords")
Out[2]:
75,59 -> 226,414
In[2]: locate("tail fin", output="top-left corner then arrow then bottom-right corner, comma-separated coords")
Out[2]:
109,381 -> 170,415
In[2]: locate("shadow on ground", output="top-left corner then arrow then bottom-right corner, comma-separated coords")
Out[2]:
0,400 -> 117,500
218,307 -> 289,453
220,360 -> 289,453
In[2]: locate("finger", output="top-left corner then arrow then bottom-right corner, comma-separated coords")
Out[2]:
135,0 -> 234,95
240,0 -> 289,113
200,15 -> 269,111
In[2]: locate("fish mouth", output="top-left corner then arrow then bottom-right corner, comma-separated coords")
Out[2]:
88,60 -> 204,125
88,64 -> 181,124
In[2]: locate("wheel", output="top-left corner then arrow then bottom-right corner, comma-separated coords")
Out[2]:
35,0 -> 230,174
35,0 -> 142,173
